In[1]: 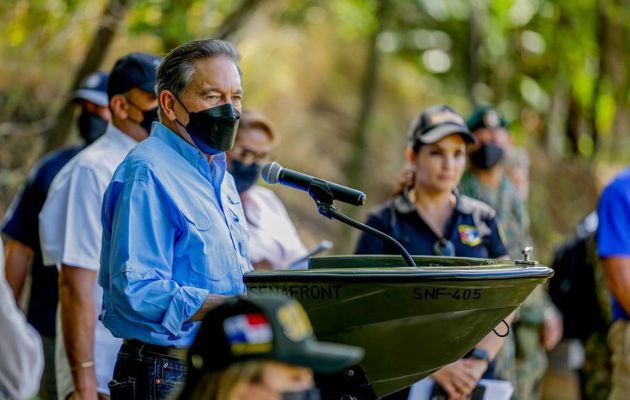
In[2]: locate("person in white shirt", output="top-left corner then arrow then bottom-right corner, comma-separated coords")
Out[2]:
39,52 -> 160,400
227,111 -> 309,270
0,238 -> 44,399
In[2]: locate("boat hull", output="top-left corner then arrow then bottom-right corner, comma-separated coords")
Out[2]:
244,256 -> 553,397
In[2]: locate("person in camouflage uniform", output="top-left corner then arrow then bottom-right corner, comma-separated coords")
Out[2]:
459,106 -> 563,400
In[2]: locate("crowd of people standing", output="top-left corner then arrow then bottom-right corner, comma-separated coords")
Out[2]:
0,37 -> 626,400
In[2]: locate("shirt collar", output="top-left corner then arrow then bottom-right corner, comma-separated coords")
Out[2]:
393,188 -> 468,215
107,123 -> 138,151
150,121 -> 227,175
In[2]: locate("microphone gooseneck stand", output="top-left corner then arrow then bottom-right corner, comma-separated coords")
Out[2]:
307,179 -> 417,268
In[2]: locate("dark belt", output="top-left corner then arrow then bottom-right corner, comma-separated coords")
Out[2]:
122,339 -> 188,360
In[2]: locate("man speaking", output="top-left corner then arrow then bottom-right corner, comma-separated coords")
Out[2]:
99,39 -> 252,399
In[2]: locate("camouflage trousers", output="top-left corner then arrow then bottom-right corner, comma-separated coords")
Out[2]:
513,324 -> 547,400
607,320 -> 630,400
581,330 -> 611,400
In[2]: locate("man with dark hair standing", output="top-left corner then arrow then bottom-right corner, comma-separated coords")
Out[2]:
99,39 -> 251,399
40,53 -> 160,400
1,71 -> 110,400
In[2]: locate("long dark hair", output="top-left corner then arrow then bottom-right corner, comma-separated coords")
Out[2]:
392,140 -> 423,197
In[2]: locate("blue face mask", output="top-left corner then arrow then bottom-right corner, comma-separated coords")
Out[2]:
230,159 -> 261,193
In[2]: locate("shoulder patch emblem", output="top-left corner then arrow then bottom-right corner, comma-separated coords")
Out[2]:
458,224 -> 481,247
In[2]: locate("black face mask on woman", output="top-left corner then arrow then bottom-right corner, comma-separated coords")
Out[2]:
77,110 -> 108,145
231,159 -> 261,193
175,97 -> 240,155
469,143 -> 504,170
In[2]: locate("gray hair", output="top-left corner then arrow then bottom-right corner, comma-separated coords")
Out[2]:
156,39 -> 242,99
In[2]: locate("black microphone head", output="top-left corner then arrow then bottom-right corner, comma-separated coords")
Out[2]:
261,162 -> 282,184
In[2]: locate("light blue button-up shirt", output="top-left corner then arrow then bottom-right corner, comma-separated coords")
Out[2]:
99,122 -> 252,347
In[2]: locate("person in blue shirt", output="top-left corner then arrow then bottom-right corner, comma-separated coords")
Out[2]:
355,105 -> 510,400
597,167 -> 630,400
1,71 -> 110,400
99,39 -> 252,400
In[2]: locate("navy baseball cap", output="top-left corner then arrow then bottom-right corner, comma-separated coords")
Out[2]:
467,106 -> 508,132
408,105 -> 475,145
188,295 -> 364,374
107,52 -> 162,98
72,72 -> 109,107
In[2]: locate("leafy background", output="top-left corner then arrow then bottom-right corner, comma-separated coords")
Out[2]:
0,0 -> 628,263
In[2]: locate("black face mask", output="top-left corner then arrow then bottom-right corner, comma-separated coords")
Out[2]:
127,98 -> 158,135
282,388 -> 321,400
470,143 -> 504,170
231,159 -> 261,193
77,110 -> 107,145
139,106 -> 159,134
175,97 -> 240,155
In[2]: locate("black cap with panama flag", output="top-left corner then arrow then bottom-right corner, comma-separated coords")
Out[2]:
186,295 -> 364,374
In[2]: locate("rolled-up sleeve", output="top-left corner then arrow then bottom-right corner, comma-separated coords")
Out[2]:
40,165 -> 104,269
102,175 -> 208,336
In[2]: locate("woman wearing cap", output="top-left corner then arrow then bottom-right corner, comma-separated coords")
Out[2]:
356,105 -> 512,399
176,295 -> 363,400
227,111 -> 309,270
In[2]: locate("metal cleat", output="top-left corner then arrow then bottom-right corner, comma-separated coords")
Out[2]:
515,246 -> 539,266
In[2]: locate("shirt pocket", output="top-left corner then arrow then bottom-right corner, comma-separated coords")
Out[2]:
179,210 -> 230,283
180,208 -> 210,231
225,194 -> 249,257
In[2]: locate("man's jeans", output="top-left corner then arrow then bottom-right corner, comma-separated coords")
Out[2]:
108,341 -> 187,400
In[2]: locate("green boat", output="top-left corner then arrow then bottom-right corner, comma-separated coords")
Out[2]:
244,255 -> 553,399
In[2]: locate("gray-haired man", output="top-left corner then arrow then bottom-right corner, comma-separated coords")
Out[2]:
99,39 -> 252,399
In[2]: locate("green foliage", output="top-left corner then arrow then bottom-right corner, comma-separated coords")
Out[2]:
0,0 -> 628,261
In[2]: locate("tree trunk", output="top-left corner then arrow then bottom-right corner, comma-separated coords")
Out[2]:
466,2 -> 482,106
214,0 -> 266,42
587,0 -> 607,156
44,0 -> 134,152
338,1 -> 387,251
545,74 -> 569,158
346,1 -> 387,196
603,0 -> 629,158
565,94 -> 583,156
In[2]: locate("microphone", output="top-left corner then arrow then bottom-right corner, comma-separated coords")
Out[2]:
261,162 -> 367,206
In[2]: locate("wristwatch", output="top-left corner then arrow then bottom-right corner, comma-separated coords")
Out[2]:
468,347 -> 490,363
